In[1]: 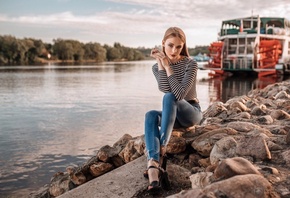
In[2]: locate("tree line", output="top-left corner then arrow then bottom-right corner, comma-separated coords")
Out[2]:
0,35 -> 209,65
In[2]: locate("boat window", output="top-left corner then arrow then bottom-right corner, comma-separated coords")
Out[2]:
266,20 -> 283,28
239,46 -> 245,54
239,38 -> 245,45
244,21 -> 251,29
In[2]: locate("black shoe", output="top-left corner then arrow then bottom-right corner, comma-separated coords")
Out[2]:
143,155 -> 168,179
146,166 -> 171,195
147,166 -> 162,195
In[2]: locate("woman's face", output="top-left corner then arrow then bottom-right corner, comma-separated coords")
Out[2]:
163,36 -> 184,63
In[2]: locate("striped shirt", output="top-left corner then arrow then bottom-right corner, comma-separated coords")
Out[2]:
152,57 -> 198,101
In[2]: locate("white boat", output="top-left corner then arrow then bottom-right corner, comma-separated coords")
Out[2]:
205,15 -> 290,78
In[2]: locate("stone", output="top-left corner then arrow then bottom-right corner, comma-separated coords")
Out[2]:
210,136 -> 237,165
118,136 -> 144,164
169,174 -> 279,198
212,157 -> 260,181
49,172 -> 72,197
189,172 -> 213,188
236,134 -> 271,160
256,115 -> 274,124
270,109 -> 290,120
281,150 -> 290,167
97,145 -> 119,163
191,127 -> 237,157
112,133 -> 133,150
287,130 -> 290,145
167,136 -> 187,154
167,164 -> 192,189
251,105 -> 267,116
89,162 -> 113,177
227,121 -> 257,132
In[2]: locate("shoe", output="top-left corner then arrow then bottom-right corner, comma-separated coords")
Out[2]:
143,154 -> 168,179
147,166 -> 162,195
146,165 -> 171,195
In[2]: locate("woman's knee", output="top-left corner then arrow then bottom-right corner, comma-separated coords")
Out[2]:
163,92 -> 176,102
145,110 -> 160,122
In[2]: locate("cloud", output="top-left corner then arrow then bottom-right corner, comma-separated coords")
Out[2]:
0,0 -> 289,47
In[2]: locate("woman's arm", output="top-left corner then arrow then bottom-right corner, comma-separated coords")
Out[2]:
167,59 -> 198,100
151,48 -> 171,92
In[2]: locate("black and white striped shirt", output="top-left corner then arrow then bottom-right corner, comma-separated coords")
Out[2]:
152,57 -> 198,101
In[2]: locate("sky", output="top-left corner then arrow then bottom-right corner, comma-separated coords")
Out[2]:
0,0 -> 290,48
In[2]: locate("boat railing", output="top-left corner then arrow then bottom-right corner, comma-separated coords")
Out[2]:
223,57 -> 253,70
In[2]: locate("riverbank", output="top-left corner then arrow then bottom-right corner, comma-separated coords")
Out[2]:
31,80 -> 290,197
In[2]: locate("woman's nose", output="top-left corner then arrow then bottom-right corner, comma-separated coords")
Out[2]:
173,47 -> 178,53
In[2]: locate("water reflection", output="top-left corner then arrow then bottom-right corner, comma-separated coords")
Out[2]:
203,75 -> 289,103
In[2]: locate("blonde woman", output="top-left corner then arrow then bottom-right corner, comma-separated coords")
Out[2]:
144,27 -> 203,195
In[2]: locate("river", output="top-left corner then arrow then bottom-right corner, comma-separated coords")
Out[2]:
0,60 -> 287,197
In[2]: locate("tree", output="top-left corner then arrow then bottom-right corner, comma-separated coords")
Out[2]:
106,47 -> 121,61
84,42 -> 106,62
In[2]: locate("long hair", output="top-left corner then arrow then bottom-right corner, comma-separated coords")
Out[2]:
162,27 -> 190,57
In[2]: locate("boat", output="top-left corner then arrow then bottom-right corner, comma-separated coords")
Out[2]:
204,15 -> 290,78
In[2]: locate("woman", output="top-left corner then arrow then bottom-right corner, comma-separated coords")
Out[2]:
144,27 -> 203,195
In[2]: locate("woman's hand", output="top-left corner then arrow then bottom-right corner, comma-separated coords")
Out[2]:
150,48 -> 162,59
150,48 -> 170,68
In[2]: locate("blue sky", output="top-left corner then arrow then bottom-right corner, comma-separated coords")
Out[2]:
0,0 -> 289,48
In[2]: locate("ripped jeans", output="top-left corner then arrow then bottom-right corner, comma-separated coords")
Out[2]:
144,92 -> 203,162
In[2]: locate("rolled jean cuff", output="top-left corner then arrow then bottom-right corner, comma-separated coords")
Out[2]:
146,150 -> 159,162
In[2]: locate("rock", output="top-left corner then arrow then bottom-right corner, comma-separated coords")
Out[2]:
191,127 -> 237,157
251,105 -> 267,116
256,115 -> 274,124
287,130 -> 290,145
89,162 -> 113,177
169,174 -> 279,198
236,134 -> 271,160
69,169 -> 87,186
188,154 -> 202,167
212,157 -> 260,181
167,136 -> 187,154
189,172 -> 213,188
274,90 -> 290,100
202,101 -> 227,119
49,172 -> 73,197
118,140 -> 139,163
198,158 -> 210,168
167,164 -> 192,189
228,101 -> 250,112
227,121 -> 257,132
270,109 -> 290,120
267,141 -> 283,151
281,150 -> 290,167
118,136 -> 144,163
210,136 -> 237,165
97,145 -> 119,163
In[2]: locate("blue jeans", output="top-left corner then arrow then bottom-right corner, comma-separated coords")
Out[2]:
144,92 -> 202,161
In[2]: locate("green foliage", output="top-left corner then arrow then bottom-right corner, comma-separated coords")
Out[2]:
0,34 -> 209,65
0,35 -> 48,64
188,45 -> 209,56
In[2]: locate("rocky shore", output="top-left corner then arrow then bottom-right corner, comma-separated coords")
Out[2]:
31,80 -> 290,198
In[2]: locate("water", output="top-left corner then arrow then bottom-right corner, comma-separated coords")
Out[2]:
0,60 -> 286,197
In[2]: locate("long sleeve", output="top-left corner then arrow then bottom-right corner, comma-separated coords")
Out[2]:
152,63 -> 171,92
152,58 -> 198,101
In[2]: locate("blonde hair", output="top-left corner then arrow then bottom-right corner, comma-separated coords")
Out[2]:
162,27 -> 189,57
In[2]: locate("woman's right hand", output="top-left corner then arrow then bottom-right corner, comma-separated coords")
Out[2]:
150,48 -> 162,59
